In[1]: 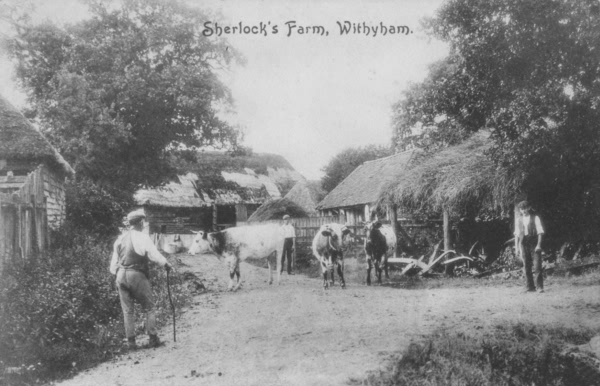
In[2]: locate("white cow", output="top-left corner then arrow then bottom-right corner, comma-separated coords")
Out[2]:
188,224 -> 286,291
312,223 -> 353,289
364,221 -> 397,285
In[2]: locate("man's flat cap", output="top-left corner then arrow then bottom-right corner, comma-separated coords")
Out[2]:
127,209 -> 146,222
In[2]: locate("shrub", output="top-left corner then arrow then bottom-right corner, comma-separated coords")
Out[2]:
352,323 -> 598,386
0,233 -> 191,385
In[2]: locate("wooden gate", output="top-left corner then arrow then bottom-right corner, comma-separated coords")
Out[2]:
0,168 -> 48,276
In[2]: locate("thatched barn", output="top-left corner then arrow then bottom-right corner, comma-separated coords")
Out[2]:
247,198 -> 310,222
316,149 -> 419,224
0,96 -> 75,271
379,131 -> 523,256
283,179 -> 326,216
134,151 -> 304,250
381,131 -> 521,216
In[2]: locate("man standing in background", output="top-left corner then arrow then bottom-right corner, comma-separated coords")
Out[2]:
515,201 -> 545,293
281,214 -> 296,275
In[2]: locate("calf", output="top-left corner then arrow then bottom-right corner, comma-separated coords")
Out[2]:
312,223 -> 353,289
364,221 -> 397,285
188,224 -> 286,291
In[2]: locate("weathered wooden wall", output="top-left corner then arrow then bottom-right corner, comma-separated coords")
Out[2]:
0,166 -> 49,276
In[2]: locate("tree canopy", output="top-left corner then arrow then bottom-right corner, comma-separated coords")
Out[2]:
391,0 -> 600,239
6,0 -> 242,191
320,144 -> 392,193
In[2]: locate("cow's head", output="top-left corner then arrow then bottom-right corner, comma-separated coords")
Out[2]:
206,231 -> 226,256
363,221 -> 383,242
340,225 -> 355,246
188,231 -> 211,255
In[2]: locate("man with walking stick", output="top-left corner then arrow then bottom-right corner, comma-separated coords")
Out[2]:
110,209 -> 173,350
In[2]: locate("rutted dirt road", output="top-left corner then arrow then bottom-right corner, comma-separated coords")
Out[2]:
58,253 -> 600,386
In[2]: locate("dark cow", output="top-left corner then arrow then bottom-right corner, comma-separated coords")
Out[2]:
312,223 -> 353,289
188,224 -> 286,291
364,221 -> 397,285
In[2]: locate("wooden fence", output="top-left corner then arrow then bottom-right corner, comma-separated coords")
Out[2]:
0,168 -> 48,277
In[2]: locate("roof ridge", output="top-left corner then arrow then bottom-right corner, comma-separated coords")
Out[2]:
361,148 -> 417,165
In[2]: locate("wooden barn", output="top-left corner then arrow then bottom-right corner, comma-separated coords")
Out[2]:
316,149 -> 419,224
134,151 -> 303,251
0,96 -> 75,273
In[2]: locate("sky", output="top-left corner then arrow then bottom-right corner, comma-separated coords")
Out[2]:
0,0 -> 449,180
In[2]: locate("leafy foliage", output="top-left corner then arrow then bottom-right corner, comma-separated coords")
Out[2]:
0,231 -> 191,384
391,0 -> 600,240
320,144 -> 392,193
6,0 -> 242,193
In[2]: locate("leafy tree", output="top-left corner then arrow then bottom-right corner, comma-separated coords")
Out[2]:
6,0 -> 242,191
392,0 -> 600,241
321,145 -> 392,193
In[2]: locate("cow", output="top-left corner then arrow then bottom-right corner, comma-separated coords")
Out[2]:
364,221 -> 397,285
312,223 -> 353,289
188,224 -> 286,291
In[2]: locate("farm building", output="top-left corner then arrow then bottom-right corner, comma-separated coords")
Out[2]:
379,131 -> 521,259
133,151 -> 304,250
0,96 -> 75,273
283,179 -> 326,216
247,198 -> 310,222
316,148 -> 419,224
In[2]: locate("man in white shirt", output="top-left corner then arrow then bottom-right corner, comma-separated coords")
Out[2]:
110,209 -> 173,349
515,201 -> 545,293
281,215 -> 296,275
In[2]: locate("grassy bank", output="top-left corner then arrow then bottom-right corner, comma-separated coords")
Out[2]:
351,323 -> 600,386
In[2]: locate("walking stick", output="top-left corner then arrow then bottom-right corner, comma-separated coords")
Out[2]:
166,269 -> 176,342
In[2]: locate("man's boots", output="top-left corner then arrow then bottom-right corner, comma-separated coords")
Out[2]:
149,334 -> 161,348
126,337 -> 137,350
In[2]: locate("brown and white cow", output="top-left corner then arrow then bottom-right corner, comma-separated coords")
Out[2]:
364,221 -> 397,285
312,223 -> 353,289
188,224 -> 286,291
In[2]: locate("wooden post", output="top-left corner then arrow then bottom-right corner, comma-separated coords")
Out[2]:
212,204 -> 218,232
390,204 -> 398,258
443,207 -> 452,275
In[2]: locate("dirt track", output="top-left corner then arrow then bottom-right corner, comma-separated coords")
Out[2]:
57,253 -> 600,386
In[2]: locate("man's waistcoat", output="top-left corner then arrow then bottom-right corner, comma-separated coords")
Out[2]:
117,231 -> 149,276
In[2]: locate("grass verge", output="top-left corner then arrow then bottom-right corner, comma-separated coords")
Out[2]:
350,323 -> 600,386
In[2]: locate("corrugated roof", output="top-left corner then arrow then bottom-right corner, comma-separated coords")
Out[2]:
0,96 -> 74,176
316,149 -> 419,210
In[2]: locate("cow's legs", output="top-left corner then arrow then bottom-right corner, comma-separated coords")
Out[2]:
275,247 -> 283,285
383,255 -> 389,279
366,256 -> 373,286
267,259 -> 273,285
226,255 -> 241,291
336,257 -> 346,289
327,255 -> 334,287
375,257 -> 383,284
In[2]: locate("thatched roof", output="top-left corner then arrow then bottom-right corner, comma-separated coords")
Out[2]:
135,152 -> 304,208
247,198 -> 310,222
0,96 -> 74,176
380,131 -> 523,216
316,148 -> 419,210
284,179 -> 326,215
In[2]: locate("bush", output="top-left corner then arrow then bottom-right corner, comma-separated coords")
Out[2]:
0,232 -> 191,385
351,323 -> 598,386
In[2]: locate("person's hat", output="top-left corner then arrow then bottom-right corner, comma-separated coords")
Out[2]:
283,214 -> 290,220
127,209 -> 146,223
